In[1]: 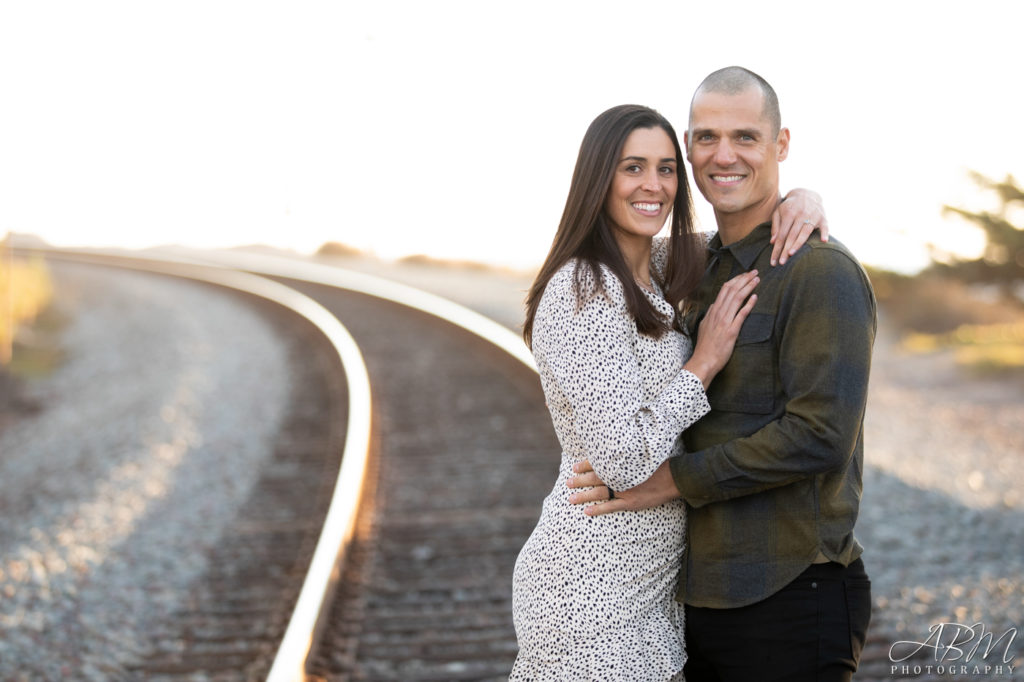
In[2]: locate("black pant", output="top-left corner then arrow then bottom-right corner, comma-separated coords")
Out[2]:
683,558 -> 871,682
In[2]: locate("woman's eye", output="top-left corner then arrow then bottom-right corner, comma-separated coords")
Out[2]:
625,164 -> 642,173
659,166 -> 675,175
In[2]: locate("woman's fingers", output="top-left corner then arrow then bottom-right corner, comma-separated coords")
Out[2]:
688,269 -> 761,383
710,271 -> 759,319
779,217 -> 819,262
770,189 -> 830,265
730,271 -> 760,301
771,197 -> 807,265
773,214 -> 813,265
734,293 -> 757,327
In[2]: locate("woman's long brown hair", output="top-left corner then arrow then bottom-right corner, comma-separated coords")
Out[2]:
523,105 -> 704,349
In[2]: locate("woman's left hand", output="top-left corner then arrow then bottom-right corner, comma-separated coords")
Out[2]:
771,188 -> 829,266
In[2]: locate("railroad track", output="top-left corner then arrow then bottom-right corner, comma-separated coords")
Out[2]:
15,248 -> 1020,682
7,247 -> 558,681
281,281 -> 557,682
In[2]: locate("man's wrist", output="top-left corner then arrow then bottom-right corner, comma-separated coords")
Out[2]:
667,456 -> 686,498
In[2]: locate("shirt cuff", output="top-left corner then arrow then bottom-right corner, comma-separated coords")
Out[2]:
662,368 -> 711,431
669,437 -> 719,508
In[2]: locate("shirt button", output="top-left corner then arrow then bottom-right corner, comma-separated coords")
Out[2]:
811,582 -> 818,589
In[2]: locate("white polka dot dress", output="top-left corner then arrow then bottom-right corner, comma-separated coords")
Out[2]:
511,253 -> 709,682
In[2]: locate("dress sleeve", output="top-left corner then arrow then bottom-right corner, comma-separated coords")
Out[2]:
534,266 -> 710,491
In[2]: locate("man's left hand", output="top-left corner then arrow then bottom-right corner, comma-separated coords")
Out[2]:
567,460 -> 681,517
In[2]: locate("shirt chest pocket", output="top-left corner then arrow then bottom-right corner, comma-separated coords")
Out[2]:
707,312 -> 775,415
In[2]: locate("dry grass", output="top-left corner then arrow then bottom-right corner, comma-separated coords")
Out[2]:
1,248 -> 54,367
315,241 -> 364,258
867,267 -> 1024,373
868,268 -> 1022,333
904,322 -> 1024,372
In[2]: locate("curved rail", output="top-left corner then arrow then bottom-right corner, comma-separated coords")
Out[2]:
189,250 -> 537,374
11,245 -> 537,681
9,247 -> 374,682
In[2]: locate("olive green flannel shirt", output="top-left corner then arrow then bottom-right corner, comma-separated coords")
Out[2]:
672,222 -> 876,609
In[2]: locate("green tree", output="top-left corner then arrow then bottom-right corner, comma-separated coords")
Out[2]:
937,172 -> 1024,293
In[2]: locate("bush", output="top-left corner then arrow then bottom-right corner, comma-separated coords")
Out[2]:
315,241 -> 363,258
865,267 -> 1023,335
1,251 -> 54,366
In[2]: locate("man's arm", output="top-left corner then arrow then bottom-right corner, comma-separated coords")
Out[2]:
573,244 -> 875,514
568,458 -> 679,515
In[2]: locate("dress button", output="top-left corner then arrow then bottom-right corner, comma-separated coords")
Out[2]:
811,582 -> 818,589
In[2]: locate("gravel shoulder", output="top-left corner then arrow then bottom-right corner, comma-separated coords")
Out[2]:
856,323 -> 1024,679
0,262 -> 294,680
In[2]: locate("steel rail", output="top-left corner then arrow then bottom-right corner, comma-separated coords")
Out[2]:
190,250 -> 537,374
10,245 -> 537,681
9,247 -> 373,682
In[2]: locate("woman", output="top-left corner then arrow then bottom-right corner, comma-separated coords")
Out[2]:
510,104 -> 825,681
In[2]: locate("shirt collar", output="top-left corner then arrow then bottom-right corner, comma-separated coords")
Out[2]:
706,222 -> 773,271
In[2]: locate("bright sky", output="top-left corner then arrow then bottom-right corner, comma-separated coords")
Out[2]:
2,1 -> 1021,274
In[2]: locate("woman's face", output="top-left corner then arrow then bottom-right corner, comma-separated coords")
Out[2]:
603,126 -> 678,244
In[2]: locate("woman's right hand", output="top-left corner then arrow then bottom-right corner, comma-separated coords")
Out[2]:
683,270 -> 759,388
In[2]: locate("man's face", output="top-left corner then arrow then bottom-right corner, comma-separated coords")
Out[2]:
685,88 -> 789,226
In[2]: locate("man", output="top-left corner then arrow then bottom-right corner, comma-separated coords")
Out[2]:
569,66 -> 876,681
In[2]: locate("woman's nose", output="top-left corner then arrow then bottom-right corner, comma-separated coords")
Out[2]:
641,170 -> 662,191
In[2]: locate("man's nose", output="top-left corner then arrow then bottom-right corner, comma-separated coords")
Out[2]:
713,140 -> 736,165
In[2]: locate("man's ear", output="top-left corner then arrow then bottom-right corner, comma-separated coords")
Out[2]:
776,127 -> 790,162
683,130 -> 692,161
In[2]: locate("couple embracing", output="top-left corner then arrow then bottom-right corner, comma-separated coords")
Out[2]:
511,67 -> 876,682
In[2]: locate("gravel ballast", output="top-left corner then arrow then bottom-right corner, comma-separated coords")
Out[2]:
0,262 -> 293,680
2,254 -> 1021,681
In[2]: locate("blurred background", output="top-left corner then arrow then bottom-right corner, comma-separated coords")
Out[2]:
3,0 -> 1024,377
0,0 -> 1021,271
